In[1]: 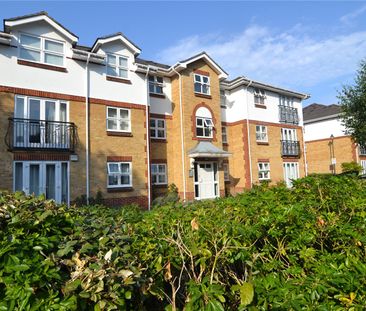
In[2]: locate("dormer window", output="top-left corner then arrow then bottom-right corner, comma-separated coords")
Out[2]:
107,54 -> 128,79
254,88 -> 266,106
194,74 -> 210,95
19,33 -> 64,67
149,75 -> 164,94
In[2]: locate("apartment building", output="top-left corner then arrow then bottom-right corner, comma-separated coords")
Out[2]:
0,12 -> 309,208
303,103 -> 366,174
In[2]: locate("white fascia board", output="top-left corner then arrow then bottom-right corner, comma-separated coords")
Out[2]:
303,114 -> 341,124
91,35 -> 141,55
5,15 -> 78,43
180,54 -> 228,79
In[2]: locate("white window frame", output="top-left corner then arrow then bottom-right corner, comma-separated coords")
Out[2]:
18,32 -> 65,67
361,160 -> 366,175
150,118 -> 166,139
222,126 -> 228,144
281,128 -> 297,141
106,53 -> 129,79
279,95 -> 294,107
223,163 -> 230,181
256,125 -> 268,142
220,90 -> 227,107
283,162 -> 299,187
107,162 -> 132,188
151,163 -> 167,185
196,117 -> 213,138
258,162 -> 270,181
106,107 -> 131,132
194,74 -> 210,95
254,88 -> 266,106
149,75 -> 164,95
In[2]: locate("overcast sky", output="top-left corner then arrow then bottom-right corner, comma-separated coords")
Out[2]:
2,1 -> 366,106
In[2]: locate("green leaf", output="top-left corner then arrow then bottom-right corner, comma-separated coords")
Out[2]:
239,282 -> 254,306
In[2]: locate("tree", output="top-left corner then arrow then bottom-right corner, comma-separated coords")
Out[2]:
338,58 -> 366,145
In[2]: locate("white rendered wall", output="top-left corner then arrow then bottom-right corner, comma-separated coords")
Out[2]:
304,118 -> 347,142
149,77 -> 173,115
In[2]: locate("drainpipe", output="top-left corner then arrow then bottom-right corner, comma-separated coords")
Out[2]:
85,54 -> 90,204
245,80 -> 253,188
302,125 -> 308,176
172,67 -> 187,201
145,66 -> 152,210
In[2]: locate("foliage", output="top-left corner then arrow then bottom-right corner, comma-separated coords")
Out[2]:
339,58 -> 366,145
152,183 -> 179,207
341,161 -> 363,174
1,174 -> 366,309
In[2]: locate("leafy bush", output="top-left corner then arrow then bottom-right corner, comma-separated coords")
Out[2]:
152,183 -> 179,207
1,174 -> 366,309
341,161 -> 363,174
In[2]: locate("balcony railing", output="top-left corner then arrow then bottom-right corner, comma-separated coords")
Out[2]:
360,145 -> 366,156
6,118 -> 77,152
279,105 -> 299,125
281,140 -> 300,157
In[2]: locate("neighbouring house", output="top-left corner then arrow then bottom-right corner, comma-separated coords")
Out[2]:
0,11 -> 309,209
303,103 -> 366,175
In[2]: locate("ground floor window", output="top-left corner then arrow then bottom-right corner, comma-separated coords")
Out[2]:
223,163 -> 230,181
107,162 -> 132,188
151,163 -> 167,185
258,162 -> 270,180
283,162 -> 299,187
14,161 -> 69,204
360,160 -> 366,174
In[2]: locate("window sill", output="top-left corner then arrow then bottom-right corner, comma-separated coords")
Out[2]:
255,104 -> 267,109
107,131 -> 133,137
152,184 -> 168,188
193,137 -> 215,142
107,187 -> 133,193
17,59 -> 67,72
257,141 -> 269,146
195,93 -> 212,99
149,93 -> 165,99
106,76 -> 132,84
151,138 -> 167,143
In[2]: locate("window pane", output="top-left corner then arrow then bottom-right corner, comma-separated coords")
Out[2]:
149,84 -> 155,93
194,83 -> 201,93
120,120 -> 129,131
158,175 -> 166,183
196,127 -> 204,136
202,84 -> 209,94
150,129 -> 155,137
152,175 -> 157,184
119,57 -> 128,67
158,165 -> 165,173
20,48 -> 41,62
151,165 -> 157,173
107,54 -> 116,65
108,163 -> 119,173
108,175 -> 119,186
194,75 -> 201,82
60,103 -> 67,122
156,86 -> 163,94
107,119 -> 117,130
61,163 -> 68,203
121,175 -> 130,185
119,68 -> 128,79
45,53 -> 63,66
148,75 -> 155,82
157,130 -> 165,138
21,35 -> 40,48
108,108 -> 117,118
157,120 -> 165,128
45,40 -> 63,53
15,97 -> 25,118
107,66 -> 117,76
204,128 -> 211,137
157,76 -> 163,83
120,109 -> 129,119
120,163 -> 130,173
196,118 -> 203,126
14,162 -> 23,191
202,76 -> 209,83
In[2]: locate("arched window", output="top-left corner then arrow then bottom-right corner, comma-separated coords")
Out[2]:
195,107 -> 213,138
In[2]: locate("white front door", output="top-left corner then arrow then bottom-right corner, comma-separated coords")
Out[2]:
14,161 -> 69,204
194,162 -> 219,200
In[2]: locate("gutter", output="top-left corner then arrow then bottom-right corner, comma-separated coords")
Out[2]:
85,53 -> 91,204
245,80 -> 253,188
145,66 -> 152,211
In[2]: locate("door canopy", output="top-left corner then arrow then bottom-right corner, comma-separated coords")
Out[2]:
188,141 -> 231,158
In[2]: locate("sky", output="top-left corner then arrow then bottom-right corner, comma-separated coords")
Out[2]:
1,1 -> 366,106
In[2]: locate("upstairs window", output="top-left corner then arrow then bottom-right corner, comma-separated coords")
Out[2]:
196,117 -> 213,138
254,88 -> 266,106
149,75 -> 164,94
279,95 -> 294,107
106,107 -> 131,132
19,33 -> 64,67
107,162 -> 132,188
255,125 -> 268,142
222,126 -> 228,143
194,74 -> 210,95
150,118 -> 166,139
220,90 -> 227,107
107,54 -> 128,79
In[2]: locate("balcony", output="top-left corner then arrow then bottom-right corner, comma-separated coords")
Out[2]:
360,145 -> 366,156
281,140 -> 300,157
279,105 -> 299,125
6,118 -> 77,152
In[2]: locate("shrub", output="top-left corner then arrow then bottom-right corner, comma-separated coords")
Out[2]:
341,161 -> 363,174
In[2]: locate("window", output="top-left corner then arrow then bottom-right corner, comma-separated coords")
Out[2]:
279,95 -> 294,107
281,128 -> 297,141
361,160 -> 366,174
283,162 -> 299,187
222,126 -> 228,144
254,88 -> 266,105
151,164 -> 167,185
256,125 -> 268,142
258,162 -> 270,180
19,33 -> 64,66
150,118 -> 166,139
106,107 -> 130,132
220,90 -> 227,107
107,54 -> 128,79
223,163 -> 230,181
107,162 -> 132,188
196,117 -> 213,138
194,74 -> 210,95
149,75 -> 164,94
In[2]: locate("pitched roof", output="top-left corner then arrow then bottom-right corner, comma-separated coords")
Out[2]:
188,141 -> 231,158
4,11 -> 78,42
303,103 -> 341,122
135,57 -> 170,70
91,32 -> 141,55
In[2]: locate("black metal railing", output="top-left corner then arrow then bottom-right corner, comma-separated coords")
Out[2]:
279,105 -> 299,125
6,118 -> 77,152
281,140 -> 300,157
360,145 -> 366,156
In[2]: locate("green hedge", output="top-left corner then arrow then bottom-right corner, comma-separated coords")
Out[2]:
1,174 -> 366,310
